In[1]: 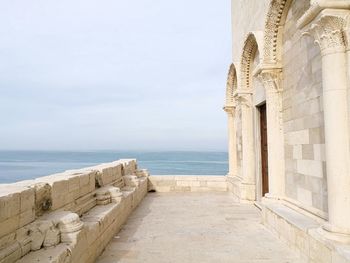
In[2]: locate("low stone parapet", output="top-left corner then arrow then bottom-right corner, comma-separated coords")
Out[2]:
0,159 -> 149,263
148,175 -> 227,192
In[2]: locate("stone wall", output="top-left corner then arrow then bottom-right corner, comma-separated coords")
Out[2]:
231,0 -> 269,62
281,0 -> 327,215
148,176 -> 227,193
0,159 -> 149,263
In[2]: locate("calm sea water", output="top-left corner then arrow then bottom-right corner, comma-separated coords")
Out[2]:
0,151 -> 228,184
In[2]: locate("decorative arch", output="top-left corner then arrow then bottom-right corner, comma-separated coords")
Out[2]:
225,63 -> 237,106
262,0 -> 294,65
240,32 -> 264,90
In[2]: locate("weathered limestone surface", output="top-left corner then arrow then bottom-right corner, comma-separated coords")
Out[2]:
148,175 -> 227,193
0,159 -> 148,263
282,0 -> 327,215
97,192 -> 304,263
231,0 -> 270,61
262,200 -> 350,263
227,0 -> 350,261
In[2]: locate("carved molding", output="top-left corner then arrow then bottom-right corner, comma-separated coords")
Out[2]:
235,91 -> 253,108
258,69 -> 283,94
226,63 -> 237,106
224,105 -> 236,115
307,14 -> 347,55
240,32 -> 263,91
263,0 -> 290,64
298,1 -> 350,29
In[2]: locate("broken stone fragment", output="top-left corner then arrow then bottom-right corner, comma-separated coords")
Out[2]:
43,225 -> 60,247
55,212 -> 83,234
123,175 -> 140,187
28,220 -> 53,251
96,188 -> 112,205
41,211 -> 84,244
135,169 -> 150,178
33,183 -> 52,217
107,186 -> 123,203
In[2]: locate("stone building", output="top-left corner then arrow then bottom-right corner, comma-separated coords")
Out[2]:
224,0 -> 350,256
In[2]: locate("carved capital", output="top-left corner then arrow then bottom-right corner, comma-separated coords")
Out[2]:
235,91 -> 253,108
223,105 -> 236,116
306,14 -> 347,55
259,69 -> 282,94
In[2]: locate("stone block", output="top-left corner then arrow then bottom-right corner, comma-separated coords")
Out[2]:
16,243 -> 71,263
297,187 -> 313,207
309,236 -> 331,263
176,180 -> 200,187
153,186 -> 171,192
293,145 -> 302,160
120,159 -> 137,176
332,252 -> 350,263
309,127 -> 325,144
68,176 -> 80,194
79,172 -> 90,186
156,179 -> 176,187
207,181 -> 227,189
123,175 -> 139,187
0,190 -> 20,222
94,163 -> 123,187
295,228 -> 309,256
313,144 -> 326,161
33,183 -> 52,217
302,144 -> 314,160
19,209 -> 35,228
19,188 -> 35,214
285,129 -> 310,145
0,233 -> 15,251
297,159 -> 323,178
0,216 -> 19,239
0,242 -> 21,263
51,178 -> 69,196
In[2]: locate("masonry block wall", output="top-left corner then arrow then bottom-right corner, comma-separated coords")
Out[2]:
231,0 -> 270,60
281,0 -> 328,215
0,159 -> 149,263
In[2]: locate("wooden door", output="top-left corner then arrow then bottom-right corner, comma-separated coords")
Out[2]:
259,104 -> 269,196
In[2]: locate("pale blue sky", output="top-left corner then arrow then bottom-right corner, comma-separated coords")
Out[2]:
0,0 -> 231,151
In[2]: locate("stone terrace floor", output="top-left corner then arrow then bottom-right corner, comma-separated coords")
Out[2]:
96,192 -> 305,263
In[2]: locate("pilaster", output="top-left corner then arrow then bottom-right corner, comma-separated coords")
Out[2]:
235,90 -> 256,201
224,105 -> 237,177
258,68 -> 285,199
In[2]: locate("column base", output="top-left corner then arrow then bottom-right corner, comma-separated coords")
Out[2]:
263,193 -> 283,201
226,175 -> 255,202
320,223 -> 350,243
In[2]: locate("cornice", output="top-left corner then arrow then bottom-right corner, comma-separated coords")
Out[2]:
298,1 -> 350,29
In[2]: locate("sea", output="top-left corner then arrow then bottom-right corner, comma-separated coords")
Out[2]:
0,151 -> 228,184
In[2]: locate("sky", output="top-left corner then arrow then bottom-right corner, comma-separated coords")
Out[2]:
0,0 -> 232,152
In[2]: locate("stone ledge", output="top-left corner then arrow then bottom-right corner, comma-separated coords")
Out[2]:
148,175 -> 227,193
262,200 -> 350,263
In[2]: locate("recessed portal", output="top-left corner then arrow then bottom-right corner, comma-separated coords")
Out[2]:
259,104 -> 269,196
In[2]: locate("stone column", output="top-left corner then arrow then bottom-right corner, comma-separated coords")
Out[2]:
259,69 -> 285,198
307,12 -> 350,236
236,91 -> 255,201
224,105 -> 237,177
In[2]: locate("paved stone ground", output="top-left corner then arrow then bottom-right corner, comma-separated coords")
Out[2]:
96,193 -> 305,263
